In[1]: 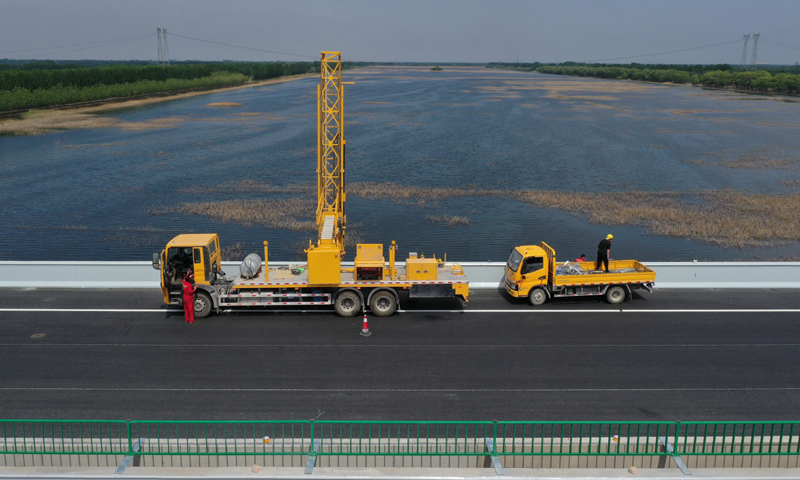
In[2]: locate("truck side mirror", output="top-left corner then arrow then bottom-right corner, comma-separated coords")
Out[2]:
152,252 -> 161,270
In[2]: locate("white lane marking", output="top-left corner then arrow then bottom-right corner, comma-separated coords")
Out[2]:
1,308 -> 799,313
0,387 -> 799,393
401,309 -> 800,313
3,343 -> 800,348
0,308 -> 168,312
403,309 -> 800,313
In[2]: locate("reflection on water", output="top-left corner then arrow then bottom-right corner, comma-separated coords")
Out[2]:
1,67 -> 800,261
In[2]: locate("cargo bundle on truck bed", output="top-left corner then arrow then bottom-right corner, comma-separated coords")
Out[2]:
504,241 -> 655,306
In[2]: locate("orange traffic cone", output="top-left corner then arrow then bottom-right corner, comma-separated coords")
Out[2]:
360,313 -> 371,337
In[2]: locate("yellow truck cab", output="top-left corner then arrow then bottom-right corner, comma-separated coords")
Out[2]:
504,242 -> 655,306
152,234 -> 222,314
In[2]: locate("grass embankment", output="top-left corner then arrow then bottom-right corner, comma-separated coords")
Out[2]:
152,181 -> 800,249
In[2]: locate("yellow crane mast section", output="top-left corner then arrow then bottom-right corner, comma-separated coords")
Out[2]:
316,51 -> 346,253
305,51 -> 347,285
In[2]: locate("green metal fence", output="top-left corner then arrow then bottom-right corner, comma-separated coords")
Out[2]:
2,420 -> 799,462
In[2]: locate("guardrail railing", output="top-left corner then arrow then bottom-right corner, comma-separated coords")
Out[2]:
2,420 -> 799,470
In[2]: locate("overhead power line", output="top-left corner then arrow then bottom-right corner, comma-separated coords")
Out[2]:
164,32 -> 317,59
761,40 -> 800,51
583,39 -> 742,63
0,34 -> 151,56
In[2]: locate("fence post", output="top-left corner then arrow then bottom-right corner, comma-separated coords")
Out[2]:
493,420 -> 498,455
309,420 -> 315,455
126,420 -> 133,456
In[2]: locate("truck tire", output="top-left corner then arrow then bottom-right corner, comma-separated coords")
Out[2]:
369,291 -> 397,317
606,286 -> 625,305
194,291 -> 213,318
528,288 -> 547,306
334,291 -> 361,317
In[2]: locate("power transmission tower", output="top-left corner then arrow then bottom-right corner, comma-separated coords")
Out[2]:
157,27 -> 163,65
750,33 -> 760,70
162,29 -> 170,65
740,34 -> 750,70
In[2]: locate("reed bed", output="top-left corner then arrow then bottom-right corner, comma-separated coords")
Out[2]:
504,189 -> 800,248
161,180 -> 800,248
350,182 -> 483,201
57,141 -> 136,149
221,242 -> 247,261
153,198 -> 316,231
179,181 -> 314,195
2,112 -> 188,135
354,183 -> 800,247
682,155 -> 800,169
426,215 -> 471,226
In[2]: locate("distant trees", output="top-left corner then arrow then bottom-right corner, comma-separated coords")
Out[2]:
0,60 -> 343,112
531,64 -> 800,95
0,72 -> 248,111
536,65 -> 691,84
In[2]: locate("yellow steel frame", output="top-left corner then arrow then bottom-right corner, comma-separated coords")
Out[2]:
316,51 -> 346,254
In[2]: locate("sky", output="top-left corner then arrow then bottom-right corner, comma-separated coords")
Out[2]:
1,0 -> 799,65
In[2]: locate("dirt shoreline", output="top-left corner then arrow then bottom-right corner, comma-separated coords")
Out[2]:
0,73 -> 316,136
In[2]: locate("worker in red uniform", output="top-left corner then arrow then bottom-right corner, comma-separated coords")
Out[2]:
182,271 -> 196,324
574,254 -> 586,262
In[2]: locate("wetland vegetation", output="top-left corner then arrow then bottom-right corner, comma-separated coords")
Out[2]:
154,181 -> 800,249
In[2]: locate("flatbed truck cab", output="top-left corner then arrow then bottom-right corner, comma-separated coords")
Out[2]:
504,242 -> 655,306
152,233 -> 222,312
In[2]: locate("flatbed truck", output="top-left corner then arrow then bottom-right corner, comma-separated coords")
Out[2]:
504,242 -> 655,305
154,235 -> 468,318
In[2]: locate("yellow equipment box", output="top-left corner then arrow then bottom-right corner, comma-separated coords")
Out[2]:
307,247 -> 341,285
406,258 -> 438,280
355,244 -> 385,280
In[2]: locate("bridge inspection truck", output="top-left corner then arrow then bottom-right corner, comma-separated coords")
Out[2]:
504,242 -> 655,305
152,52 -> 469,318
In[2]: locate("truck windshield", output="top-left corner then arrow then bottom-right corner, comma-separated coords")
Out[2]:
507,249 -> 523,272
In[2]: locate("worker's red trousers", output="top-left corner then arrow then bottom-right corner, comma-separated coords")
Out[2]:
183,293 -> 195,323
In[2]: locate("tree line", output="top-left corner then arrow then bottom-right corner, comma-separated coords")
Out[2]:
0,72 -> 249,112
0,62 -> 322,91
492,63 -> 800,94
0,60 -> 372,112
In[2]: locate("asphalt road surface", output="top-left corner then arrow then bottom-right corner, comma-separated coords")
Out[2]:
1,287 -> 799,421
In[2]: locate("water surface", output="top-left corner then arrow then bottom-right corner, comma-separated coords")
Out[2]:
2,67 -> 799,262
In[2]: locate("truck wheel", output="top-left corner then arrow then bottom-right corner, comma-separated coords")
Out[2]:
529,288 -> 547,306
334,291 -> 361,317
369,291 -> 397,317
606,286 -> 625,305
194,291 -> 213,318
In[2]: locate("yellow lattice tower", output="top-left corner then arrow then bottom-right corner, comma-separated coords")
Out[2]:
316,51 -> 346,255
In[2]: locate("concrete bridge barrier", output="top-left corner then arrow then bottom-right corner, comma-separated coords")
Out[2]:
0,261 -> 799,289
